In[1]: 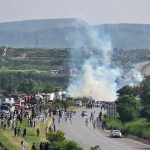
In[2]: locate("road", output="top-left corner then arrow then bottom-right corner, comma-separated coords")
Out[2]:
55,107 -> 150,150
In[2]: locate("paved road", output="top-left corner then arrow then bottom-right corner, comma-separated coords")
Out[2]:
55,107 -> 150,150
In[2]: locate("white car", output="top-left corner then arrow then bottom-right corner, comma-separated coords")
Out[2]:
75,101 -> 82,107
81,111 -> 88,116
110,130 -> 122,138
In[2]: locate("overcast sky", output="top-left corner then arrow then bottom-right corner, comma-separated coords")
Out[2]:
0,0 -> 150,25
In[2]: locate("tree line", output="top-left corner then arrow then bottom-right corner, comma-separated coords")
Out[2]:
116,76 -> 150,122
0,72 -> 68,95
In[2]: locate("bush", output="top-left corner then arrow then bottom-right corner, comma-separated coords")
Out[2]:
46,131 -> 66,142
48,141 -> 83,150
65,140 -> 83,150
125,119 -> 150,140
104,118 -> 124,130
48,141 -> 65,150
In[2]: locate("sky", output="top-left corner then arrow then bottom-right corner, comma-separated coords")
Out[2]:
0,0 -> 150,25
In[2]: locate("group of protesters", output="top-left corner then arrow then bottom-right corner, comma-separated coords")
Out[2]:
0,104 -> 55,150
84,110 -> 106,131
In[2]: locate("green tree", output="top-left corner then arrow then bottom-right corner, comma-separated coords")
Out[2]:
116,96 -> 141,122
140,77 -> 150,120
116,85 -> 142,122
18,79 -> 38,94
117,85 -> 134,97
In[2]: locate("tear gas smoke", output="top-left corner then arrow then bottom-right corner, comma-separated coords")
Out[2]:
67,23 -> 143,101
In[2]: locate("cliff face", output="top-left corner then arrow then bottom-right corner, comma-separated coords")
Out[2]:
0,18 -> 150,49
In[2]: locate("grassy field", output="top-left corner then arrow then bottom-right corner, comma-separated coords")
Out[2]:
0,118 -> 51,150
105,118 -> 150,140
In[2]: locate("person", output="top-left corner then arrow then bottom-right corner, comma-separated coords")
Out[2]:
32,143 -> 37,150
58,116 -> 60,123
36,128 -> 40,136
85,118 -> 88,126
99,112 -> 102,121
45,127 -> 48,134
45,142 -> 49,150
23,128 -> 26,137
53,124 -> 56,132
21,141 -> 25,150
14,127 -> 17,136
39,142 -> 42,150
93,121 -> 96,130
3,123 -> 6,131
65,116 -> 67,122
52,117 -> 55,124
11,121 -> 14,130
102,123 -> 104,131
91,112 -> 93,121
49,125 -> 52,132
17,127 -> 21,136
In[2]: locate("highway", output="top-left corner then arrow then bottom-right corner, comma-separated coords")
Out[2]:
55,107 -> 150,150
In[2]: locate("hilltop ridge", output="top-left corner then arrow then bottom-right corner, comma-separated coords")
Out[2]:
0,18 -> 150,49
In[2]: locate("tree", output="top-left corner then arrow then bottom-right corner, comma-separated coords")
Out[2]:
43,85 -> 54,93
18,79 -> 38,94
117,85 -> 134,97
116,85 -> 142,122
116,96 -> 141,122
140,77 -> 150,120
81,97 -> 88,104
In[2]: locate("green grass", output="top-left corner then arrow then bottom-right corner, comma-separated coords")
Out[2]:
0,129 -> 17,150
105,118 -> 150,140
68,105 -> 81,110
125,119 -> 150,140
0,118 -> 51,150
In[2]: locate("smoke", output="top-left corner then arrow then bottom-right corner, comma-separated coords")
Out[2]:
117,68 -> 143,89
67,22 -> 143,101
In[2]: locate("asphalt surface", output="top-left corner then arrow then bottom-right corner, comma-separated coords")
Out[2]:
55,107 -> 150,150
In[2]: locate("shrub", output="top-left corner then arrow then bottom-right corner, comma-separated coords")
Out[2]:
104,118 -> 124,130
65,140 -> 83,150
46,130 -> 66,142
48,141 -> 65,150
48,141 -> 83,150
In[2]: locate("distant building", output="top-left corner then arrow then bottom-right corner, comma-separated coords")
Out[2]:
49,69 -> 69,75
49,70 -> 59,75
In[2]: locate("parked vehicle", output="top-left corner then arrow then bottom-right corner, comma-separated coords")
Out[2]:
0,105 -> 10,114
110,130 -> 122,138
75,101 -> 82,107
81,111 -> 88,117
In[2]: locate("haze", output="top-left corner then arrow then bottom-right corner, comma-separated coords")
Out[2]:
0,0 -> 150,24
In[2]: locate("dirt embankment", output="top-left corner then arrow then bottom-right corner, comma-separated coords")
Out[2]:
127,134 -> 150,145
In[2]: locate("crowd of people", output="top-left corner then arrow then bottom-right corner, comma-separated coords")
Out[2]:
0,104 -> 58,150
0,100 -> 107,150
84,110 -> 106,131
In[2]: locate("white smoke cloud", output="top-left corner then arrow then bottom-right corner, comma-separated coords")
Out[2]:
67,22 -> 143,101
67,60 -> 121,101
118,68 -> 143,88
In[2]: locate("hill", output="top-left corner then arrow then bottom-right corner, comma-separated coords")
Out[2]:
0,19 -> 150,49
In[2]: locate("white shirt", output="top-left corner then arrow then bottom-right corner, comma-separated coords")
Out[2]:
21,144 -> 25,150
